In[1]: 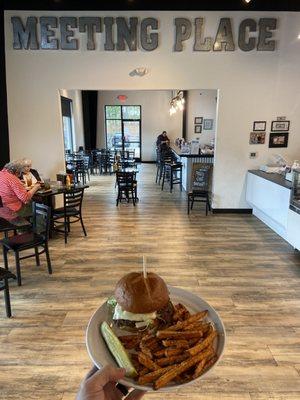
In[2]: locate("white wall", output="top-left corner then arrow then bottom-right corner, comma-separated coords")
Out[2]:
186,89 -> 217,146
59,89 -> 85,151
4,11 -> 300,208
97,90 -> 182,161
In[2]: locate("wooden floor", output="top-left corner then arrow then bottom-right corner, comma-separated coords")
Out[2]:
0,164 -> 300,400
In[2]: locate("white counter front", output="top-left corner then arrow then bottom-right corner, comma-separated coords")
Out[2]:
246,171 -> 291,240
246,170 -> 300,250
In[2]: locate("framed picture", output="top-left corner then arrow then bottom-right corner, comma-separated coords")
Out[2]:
194,117 -> 203,124
203,119 -> 213,130
269,132 -> 289,148
253,121 -> 266,131
249,132 -> 266,144
194,125 -> 202,134
271,120 -> 290,132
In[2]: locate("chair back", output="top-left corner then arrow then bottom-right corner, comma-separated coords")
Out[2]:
32,202 -> 51,239
116,171 -> 135,187
64,188 -> 85,214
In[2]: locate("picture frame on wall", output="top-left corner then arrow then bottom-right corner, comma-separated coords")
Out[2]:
203,119 -> 213,130
194,117 -> 203,124
269,132 -> 289,148
271,120 -> 290,132
250,132 -> 266,144
253,121 -> 266,131
194,125 -> 202,134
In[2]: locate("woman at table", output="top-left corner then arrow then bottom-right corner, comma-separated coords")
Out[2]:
20,158 -> 42,187
0,161 -> 40,217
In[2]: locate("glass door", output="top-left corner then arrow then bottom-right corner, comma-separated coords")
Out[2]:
105,105 -> 141,161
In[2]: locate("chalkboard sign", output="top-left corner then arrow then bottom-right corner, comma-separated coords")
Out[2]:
192,166 -> 210,190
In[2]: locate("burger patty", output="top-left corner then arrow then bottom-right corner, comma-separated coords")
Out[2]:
156,300 -> 175,328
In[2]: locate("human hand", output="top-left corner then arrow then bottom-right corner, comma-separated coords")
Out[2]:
76,365 -> 146,400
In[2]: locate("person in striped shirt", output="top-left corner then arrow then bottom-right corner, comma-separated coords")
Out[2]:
0,161 -> 41,217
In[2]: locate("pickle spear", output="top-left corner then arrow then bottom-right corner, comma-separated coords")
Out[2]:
100,321 -> 137,378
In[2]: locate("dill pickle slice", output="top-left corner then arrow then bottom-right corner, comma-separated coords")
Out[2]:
100,321 -> 137,378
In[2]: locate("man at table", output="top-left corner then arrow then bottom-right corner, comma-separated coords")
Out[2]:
156,131 -> 170,147
0,161 -> 40,217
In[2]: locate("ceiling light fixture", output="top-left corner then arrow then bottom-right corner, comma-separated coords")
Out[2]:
169,91 -> 185,115
244,0 -> 252,3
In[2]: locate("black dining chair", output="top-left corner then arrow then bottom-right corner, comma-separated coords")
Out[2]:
1,203 -> 52,286
187,165 -> 212,215
0,267 -> 17,317
116,171 -> 137,206
52,188 -> 87,243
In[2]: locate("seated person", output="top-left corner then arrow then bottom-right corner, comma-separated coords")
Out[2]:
156,131 -> 170,147
20,158 -> 42,187
0,161 -> 40,217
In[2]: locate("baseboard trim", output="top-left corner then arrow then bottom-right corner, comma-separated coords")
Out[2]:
212,208 -> 253,214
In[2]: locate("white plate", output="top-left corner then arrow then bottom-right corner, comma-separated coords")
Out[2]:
86,286 -> 226,392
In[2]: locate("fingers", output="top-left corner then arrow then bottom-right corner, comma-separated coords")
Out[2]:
88,365 -> 126,387
125,389 -> 146,400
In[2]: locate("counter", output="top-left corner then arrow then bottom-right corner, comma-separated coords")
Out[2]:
170,145 -> 214,191
246,170 -> 300,250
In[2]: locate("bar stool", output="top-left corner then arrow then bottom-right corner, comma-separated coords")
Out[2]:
161,162 -> 183,192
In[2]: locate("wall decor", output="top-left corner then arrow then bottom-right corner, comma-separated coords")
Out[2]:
194,125 -> 202,134
271,120 -> 290,132
203,119 -> 213,130
250,132 -> 266,144
253,121 -> 266,131
11,16 -> 278,52
194,117 -> 203,124
269,132 -> 289,148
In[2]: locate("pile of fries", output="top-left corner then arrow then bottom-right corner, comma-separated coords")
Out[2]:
118,303 -> 218,390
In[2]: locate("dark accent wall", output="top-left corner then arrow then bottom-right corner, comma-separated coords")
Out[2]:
3,0 -> 300,11
82,91 -> 98,150
0,9 -> 10,168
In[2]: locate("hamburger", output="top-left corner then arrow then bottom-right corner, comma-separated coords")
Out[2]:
110,272 -> 174,331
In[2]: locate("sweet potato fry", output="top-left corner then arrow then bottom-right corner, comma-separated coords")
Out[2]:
153,349 -> 166,358
138,367 -> 150,376
138,352 -> 160,371
188,338 -> 201,347
156,353 -> 188,367
192,359 -> 206,379
162,339 -> 189,349
138,366 -> 173,385
187,329 -> 217,356
140,346 -> 153,360
166,310 -> 208,331
203,354 -> 218,372
156,330 -> 203,340
164,348 -> 184,357
154,347 -> 214,390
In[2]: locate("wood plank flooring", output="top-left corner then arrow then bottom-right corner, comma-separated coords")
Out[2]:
0,164 -> 300,399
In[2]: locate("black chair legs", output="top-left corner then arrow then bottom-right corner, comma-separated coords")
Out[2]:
3,278 -> 12,317
15,251 -> 22,286
187,191 -> 211,216
45,243 -> 52,275
35,247 -> 40,266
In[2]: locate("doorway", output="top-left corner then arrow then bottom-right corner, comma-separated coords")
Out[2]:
61,96 -> 74,153
105,105 -> 141,161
